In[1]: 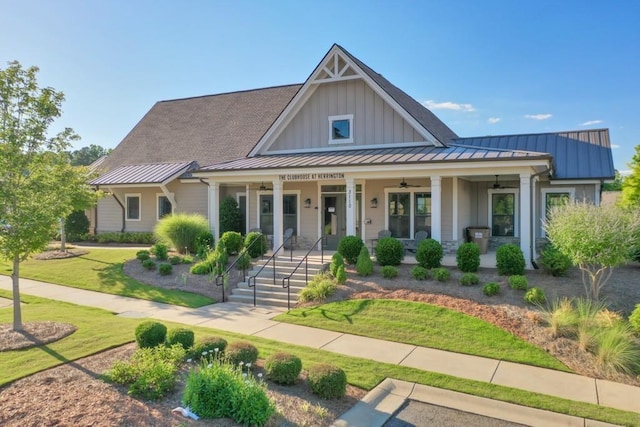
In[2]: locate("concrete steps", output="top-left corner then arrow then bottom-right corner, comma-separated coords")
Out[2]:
227,255 -> 328,307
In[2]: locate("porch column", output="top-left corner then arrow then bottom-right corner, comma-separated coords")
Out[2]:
431,175 -> 442,241
272,179 -> 283,249
520,173 -> 532,269
209,180 -> 220,243
345,177 -> 356,236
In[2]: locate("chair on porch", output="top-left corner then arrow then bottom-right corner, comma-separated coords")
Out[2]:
282,228 -> 295,250
406,230 -> 429,253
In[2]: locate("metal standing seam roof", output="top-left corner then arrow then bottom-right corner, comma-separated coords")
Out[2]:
90,162 -> 195,185
196,145 -> 550,173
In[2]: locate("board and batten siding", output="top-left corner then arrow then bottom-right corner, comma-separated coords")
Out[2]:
267,79 -> 425,152
96,195 -> 123,233
166,181 -> 208,217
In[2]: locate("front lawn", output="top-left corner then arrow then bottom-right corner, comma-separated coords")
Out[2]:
275,299 -> 569,371
0,249 -> 213,308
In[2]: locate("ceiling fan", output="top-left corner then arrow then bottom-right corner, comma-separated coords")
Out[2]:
399,178 -> 419,188
259,182 -> 272,191
492,175 -> 517,189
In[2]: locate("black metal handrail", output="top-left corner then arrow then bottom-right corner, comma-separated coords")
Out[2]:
282,236 -> 324,310
246,233 -> 294,306
215,233 -> 266,302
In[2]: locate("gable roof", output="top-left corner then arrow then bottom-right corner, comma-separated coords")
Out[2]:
90,161 -> 195,186
454,129 -> 614,180
98,84 -> 301,173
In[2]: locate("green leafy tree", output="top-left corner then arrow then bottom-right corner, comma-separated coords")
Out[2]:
544,200 -> 640,300
620,145 -> 640,207
219,196 -> 241,234
0,61 -> 91,331
602,169 -> 624,191
68,144 -> 112,166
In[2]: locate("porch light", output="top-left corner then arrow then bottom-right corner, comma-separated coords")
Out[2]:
304,198 -> 311,208
370,197 -> 378,208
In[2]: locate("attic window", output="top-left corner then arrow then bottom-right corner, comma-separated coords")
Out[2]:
328,114 -> 353,144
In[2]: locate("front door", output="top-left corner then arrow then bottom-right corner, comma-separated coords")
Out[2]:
323,195 -> 346,250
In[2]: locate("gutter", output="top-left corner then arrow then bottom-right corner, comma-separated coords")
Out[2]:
107,187 -> 126,233
529,167 -> 552,269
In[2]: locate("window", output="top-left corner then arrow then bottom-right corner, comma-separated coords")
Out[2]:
125,194 -> 141,221
491,193 -> 515,236
388,193 -> 410,238
157,195 -> 173,220
328,114 -> 354,144
414,193 -> 431,234
259,195 -> 273,235
541,188 -> 574,235
258,193 -> 299,236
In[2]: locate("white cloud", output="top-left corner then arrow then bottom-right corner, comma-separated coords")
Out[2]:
423,100 -> 475,112
620,170 -> 632,176
611,144 -> 620,149
581,120 -> 603,126
487,117 -> 501,124
524,113 -> 552,120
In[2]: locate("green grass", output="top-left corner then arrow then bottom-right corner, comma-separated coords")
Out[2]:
274,299 -> 569,371
0,249 -> 213,307
1,293 -> 637,426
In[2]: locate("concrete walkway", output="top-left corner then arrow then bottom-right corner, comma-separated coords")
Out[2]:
1,275 -> 638,424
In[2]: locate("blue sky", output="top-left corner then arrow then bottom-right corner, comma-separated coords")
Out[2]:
2,0 -> 638,173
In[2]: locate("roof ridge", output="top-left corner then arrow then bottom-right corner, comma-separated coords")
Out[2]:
449,142 -> 549,155
158,83 -> 303,103
455,128 -> 609,140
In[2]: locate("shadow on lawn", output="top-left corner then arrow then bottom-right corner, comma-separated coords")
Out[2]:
292,299 -> 373,324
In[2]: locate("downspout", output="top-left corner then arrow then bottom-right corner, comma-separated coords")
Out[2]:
108,188 -> 126,233
93,185 -> 99,235
530,167 -> 552,269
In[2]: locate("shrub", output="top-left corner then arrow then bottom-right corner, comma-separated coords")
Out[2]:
298,273 -> 337,303
220,231 -> 243,255
337,236 -> 364,264
307,364 -> 347,399
508,275 -> 528,290
151,242 -> 168,261
166,327 -> 194,350
236,251 -> 252,270
459,272 -> 479,286
65,210 -> 90,241
135,320 -> 167,348
190,261 -> 212,275
169,255 -> 182,265
96,232 -> 155,244
543,298 -> 579,338
182,255 -> 193,264
264,352 -> 302,385
496,244 -> 525,276
226,341 -> 259,366
524,287 -> 546,305
411,266 -> 428,280
432,267 -> 450,282
158,263 -> 173,276
136,250 -> 150,261
190,249 -> 223,275
356,246 -> 374,276
483,282 -> 500,296
592,323 -> 640,374
335,264 -> 347,284
244,231 -> 268,258
416,238 -> 443,269
456,242 -> 480,273
629,303 -> 640,335
540,244 -> 572,277
195,231 -> 215,258
330,252 -> 345,276
192,336 -> 228,359
375,237 -> 404,266
142,259 -> 156,270
219,195 -> 241,234
381,265 -> 398,279
154,213 -> 210,254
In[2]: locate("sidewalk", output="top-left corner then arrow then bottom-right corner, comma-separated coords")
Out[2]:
1,275 -> 638,422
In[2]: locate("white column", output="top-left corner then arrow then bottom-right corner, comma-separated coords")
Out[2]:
520,173 -> 532,269
431,175 -> 442,241
452,177 -> 458,242
272,179 -> 283,249
209,180 -> 220,243
345,177 -> 356,236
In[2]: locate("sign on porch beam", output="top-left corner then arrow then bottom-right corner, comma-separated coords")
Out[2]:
278,172 -> 345,181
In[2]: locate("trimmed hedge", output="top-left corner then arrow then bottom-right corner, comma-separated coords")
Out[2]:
456,242 -> 480,273
375,237 -> 404,266
166,327 -> 194,350
416,239 -> 443,269
496,244 -> 525,276
307,364 -> 347,399
265,352 -> 302,385
338,236 -> 364,264
135,320 -> 167,348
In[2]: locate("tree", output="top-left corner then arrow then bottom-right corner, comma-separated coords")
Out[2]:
620,144 -> 640,207
219,196 -> 241,234
0,61 -> 92,331
544,200 -> 640,301
68,144 -> 112,166
602,169 -> 624,191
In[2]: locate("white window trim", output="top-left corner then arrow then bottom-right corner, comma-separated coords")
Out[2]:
328,114 -> 354,144
488,188 -> 520,237
384,187 -> 431,238
256,190 -> 301,235
125,193 -> 141,222
156,193 -> 174,221
540,187 -> 575,237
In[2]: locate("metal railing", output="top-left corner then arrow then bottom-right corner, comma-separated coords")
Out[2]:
246,233 -> 294,306
281,236 -> 324,310
215,233 -> 266,302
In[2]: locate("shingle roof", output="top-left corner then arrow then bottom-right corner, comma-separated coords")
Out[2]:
338,44 -> 459,145
90,161 -> 194,185
454,129 -> 614,180
198,144 -> 549,172
98,84 -> 302,173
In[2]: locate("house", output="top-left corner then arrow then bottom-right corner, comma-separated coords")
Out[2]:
91,44 -> 615,268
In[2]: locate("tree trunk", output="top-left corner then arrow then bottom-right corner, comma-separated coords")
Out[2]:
60,218 -> 67,252
12,255 -> 23,332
